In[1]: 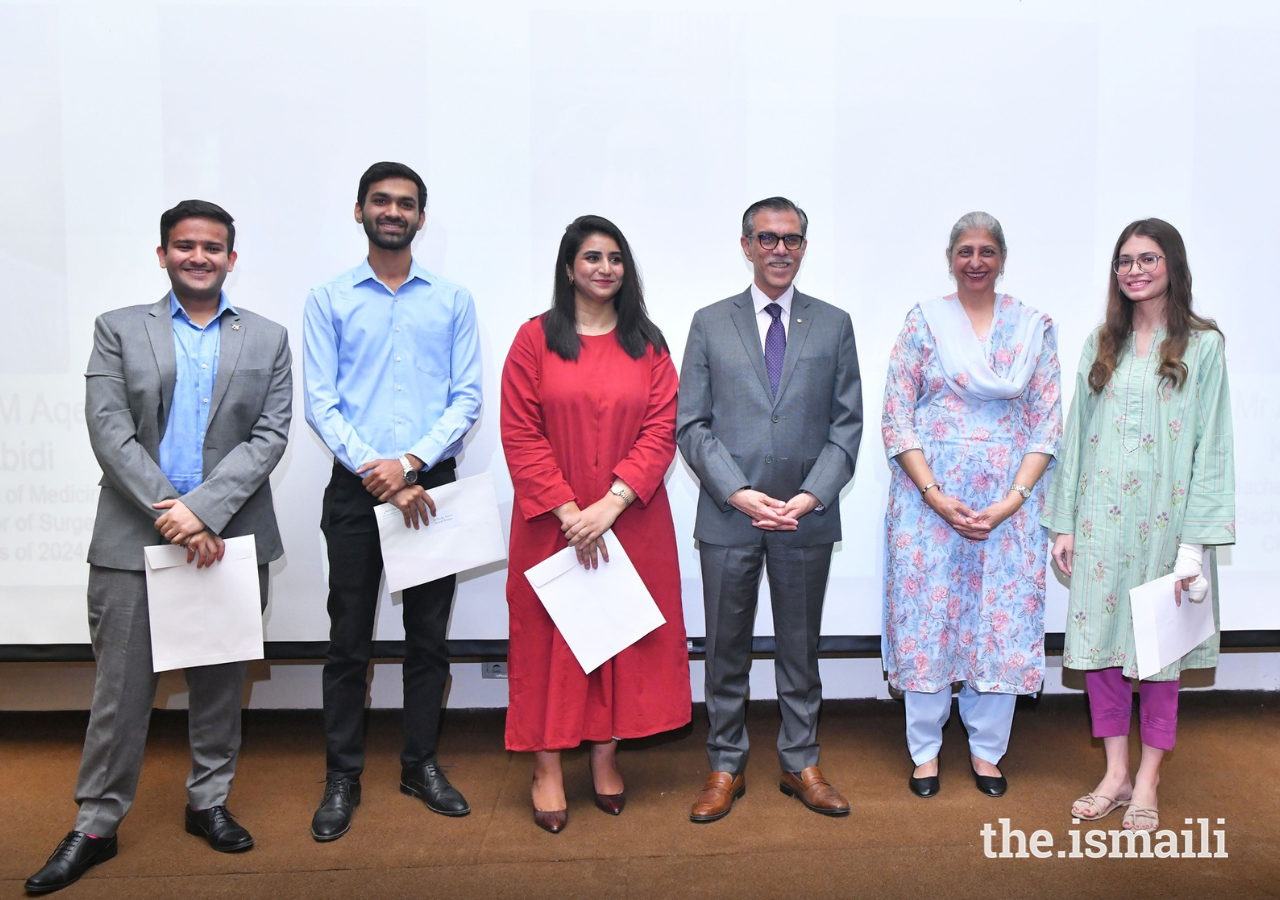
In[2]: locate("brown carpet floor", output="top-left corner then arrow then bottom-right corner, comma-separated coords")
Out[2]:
2,693 -> 1278,899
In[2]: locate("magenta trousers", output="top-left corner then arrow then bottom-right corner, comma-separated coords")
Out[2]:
1085,667 -> 1180,752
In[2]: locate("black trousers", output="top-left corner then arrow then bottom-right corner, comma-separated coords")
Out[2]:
320,459 -> 457,779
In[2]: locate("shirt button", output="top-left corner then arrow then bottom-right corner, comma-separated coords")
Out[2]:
203,398 -> 209,403
201,363 -> 208,369
396,385 -> 402,391
395,327 -> 401,332
395,356 -> 402,362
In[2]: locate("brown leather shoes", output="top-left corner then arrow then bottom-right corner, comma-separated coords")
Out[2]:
689,771 -> 745,822
779,766 -> 850,816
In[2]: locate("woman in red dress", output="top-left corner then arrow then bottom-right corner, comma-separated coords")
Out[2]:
500,215 -> 692,833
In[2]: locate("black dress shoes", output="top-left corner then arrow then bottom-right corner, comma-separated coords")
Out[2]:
971,763 -> 1007,797
311,777 -> 361,842
400,763 -> 471,816
185,805 -> 254,852
24,831 -> 117,894
909,774 -> 940,799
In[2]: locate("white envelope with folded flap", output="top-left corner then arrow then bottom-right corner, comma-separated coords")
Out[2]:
374,471 -> 508,594
143,533 -> 264,673
1129,556 -> 1216,680
524,529 -> 665,675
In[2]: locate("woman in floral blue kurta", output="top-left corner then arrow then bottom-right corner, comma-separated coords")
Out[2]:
880,213 -> 1062,798
882,299 -> 1062,694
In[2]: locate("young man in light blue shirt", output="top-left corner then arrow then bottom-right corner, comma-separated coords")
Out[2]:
303,162 -> 482,842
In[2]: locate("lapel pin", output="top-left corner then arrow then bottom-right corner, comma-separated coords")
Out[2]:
231,323 -> 241,330
796,318 -> 802,323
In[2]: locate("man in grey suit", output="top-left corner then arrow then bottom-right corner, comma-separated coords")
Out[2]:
25,200 -> 292,894
677,197 -> 862,822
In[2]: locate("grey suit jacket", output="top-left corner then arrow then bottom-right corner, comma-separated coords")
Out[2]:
676,288 -> 862,548
85,296 -> 293,570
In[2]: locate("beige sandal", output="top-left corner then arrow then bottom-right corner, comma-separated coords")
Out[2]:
1071,792 -> 1131,821
1122,805 -> 1159,833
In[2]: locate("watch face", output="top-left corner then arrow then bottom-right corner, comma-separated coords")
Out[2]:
404,467 -> 417,484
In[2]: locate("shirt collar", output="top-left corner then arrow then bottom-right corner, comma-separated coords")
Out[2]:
169,290 -> 236,325
353,257 -> 433,291
750,282 -> 794,317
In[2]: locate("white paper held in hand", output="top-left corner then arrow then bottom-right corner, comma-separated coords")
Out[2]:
1129,553 -> 1216,680
143,534 -> 263,673
524,529 -> 665,675
375,471 -> 508,593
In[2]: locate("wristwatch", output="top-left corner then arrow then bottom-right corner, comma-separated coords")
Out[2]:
919,482 -> 941,497
400,455 -> 418,485
1010,484 -> 1032,502
609,483 -> 634,507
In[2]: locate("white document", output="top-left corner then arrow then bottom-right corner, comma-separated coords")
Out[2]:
1130,560 -> 1216,680
375,471 -> 508,594
524,529 -> 665,675
143,534 -> 263,673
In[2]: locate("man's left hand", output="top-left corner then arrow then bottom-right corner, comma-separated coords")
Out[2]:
357,457 -> 415,501
153,499 -> 208,544
185,531 -> 226,568
772,492 -> 820,525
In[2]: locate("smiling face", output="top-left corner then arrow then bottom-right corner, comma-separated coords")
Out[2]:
1115,234 -> 1169,306
355,177 -> 425,250
741,208 -> 807,299
948,227 -> 1003,294
156,217 -> 236,303
569,233 -> 624,307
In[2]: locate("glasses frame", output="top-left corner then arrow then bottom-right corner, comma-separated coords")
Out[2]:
1113,253 -> 1165,275
753,231 -> 805,251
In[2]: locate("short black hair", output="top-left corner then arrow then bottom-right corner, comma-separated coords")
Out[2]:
741,196 -> 808,239
160,200 -> 236,252
357,161 -> 427,210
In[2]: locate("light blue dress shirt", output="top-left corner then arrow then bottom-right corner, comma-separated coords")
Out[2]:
303,258 -> 482,473
159,291 -> 234,494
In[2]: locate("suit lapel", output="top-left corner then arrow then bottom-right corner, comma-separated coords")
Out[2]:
774,292 -> 813,406
144,296 -> 177,427
730,291 -> 773,400
208,311 -> 244,423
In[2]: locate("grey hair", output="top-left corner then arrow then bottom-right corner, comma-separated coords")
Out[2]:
946,211 -> 1007,260
742,196 -> 809,239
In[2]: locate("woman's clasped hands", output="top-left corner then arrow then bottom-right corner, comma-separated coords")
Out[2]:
553,495 -> 627,569
926,489 -> 1022,542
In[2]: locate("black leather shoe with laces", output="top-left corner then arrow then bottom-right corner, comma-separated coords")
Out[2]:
185,805 -> 254,852
24,831 -> 118,894
400,763 -> 470,816
311,777 -> 361,842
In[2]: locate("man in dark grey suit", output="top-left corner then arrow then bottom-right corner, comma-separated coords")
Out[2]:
677,197 -> 862,822
26,201 -> 292,894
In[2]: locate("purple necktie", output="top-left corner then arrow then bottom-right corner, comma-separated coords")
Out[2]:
764,302 -> 785,397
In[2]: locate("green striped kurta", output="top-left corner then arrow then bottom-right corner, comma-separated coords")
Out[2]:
1042,327 -> 1235,680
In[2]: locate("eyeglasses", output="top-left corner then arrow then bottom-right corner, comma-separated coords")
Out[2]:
753,232 -> 805,251
1113,253 -> 1164,275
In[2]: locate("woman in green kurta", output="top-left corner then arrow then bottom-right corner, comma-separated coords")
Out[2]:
1042,218 -> 1234,834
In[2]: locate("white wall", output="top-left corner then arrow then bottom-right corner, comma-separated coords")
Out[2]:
1,0 -> 1277,708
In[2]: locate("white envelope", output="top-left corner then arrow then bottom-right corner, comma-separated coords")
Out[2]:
524,530 -> 665,675
1130,557 -> 1216,680
143,534 -> 264,673
375,471 -> 508,594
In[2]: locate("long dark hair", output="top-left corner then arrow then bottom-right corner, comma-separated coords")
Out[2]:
543,215 -> 667,361
1088,217 -> 1221,394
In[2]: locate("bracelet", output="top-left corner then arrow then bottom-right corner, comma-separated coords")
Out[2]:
919,482 -> 941,497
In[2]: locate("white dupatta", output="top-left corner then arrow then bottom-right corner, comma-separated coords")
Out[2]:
917,294 -> 1045,404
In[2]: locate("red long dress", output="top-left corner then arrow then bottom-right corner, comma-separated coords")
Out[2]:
500,317 -> 692,752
